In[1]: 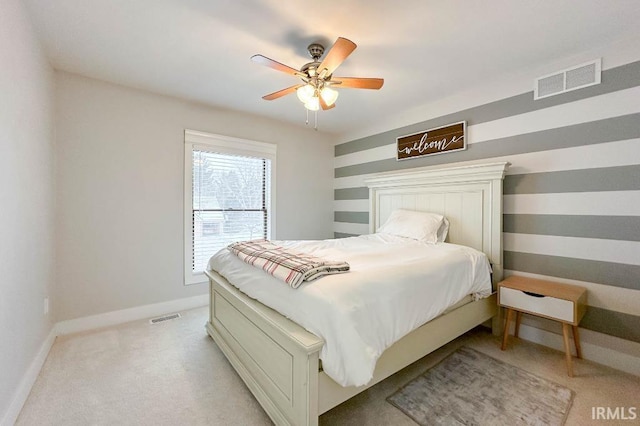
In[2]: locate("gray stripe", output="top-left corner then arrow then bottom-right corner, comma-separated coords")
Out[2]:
581,307 -> 640,344
504,251 -> 640,291
335,211 -> 369,224
503,215 -> 640,241
334,232 -> 358,239
335,60 -> 640,156
335,187 -> 369,200
335,114 -> 640,178
504,165 -> 640,194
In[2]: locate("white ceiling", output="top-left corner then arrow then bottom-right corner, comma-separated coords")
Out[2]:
24,0 -> 640,138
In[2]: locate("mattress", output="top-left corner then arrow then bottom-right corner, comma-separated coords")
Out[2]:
208,233 -> 492,387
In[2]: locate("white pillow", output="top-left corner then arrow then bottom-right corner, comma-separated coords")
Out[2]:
377,209 -> 444,244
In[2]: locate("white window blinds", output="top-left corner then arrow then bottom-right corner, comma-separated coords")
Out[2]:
184,130 -> 276,284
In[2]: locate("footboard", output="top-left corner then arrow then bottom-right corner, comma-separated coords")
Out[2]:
205,270 -> 324,426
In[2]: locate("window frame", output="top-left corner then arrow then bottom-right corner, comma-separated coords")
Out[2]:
184,129 -> 277,285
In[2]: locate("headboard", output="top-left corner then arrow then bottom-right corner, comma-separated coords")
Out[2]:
364,162 -> 510,284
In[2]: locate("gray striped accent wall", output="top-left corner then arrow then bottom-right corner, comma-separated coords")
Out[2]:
333,60 -> 640,344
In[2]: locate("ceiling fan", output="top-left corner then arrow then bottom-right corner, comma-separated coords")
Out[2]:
251,37 -> 384,112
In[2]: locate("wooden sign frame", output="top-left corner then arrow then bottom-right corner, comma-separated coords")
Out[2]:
396,121 -> 466,161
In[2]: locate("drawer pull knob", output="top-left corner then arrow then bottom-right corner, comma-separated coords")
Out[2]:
523,291 -> 545,298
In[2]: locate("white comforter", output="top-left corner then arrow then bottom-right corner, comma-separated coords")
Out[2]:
208,234 -> 492,387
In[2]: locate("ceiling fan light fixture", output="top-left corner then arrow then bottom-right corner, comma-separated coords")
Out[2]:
296,84 -> 315,103
320,87 -> 339,106
304,96 -> 320,111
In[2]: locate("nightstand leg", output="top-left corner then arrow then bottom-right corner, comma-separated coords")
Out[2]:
572,326 -> 582,359
501,308 -> 513,350
562,323 -> 574,377
514,311 -> 522,338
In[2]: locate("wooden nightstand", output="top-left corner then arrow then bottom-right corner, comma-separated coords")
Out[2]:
498,275 -> 587,377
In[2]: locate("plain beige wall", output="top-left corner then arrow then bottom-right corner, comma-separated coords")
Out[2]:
0,0 -> 55,420
54,71 -> 335,322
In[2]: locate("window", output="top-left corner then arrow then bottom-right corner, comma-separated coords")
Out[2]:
184,130 -> 276,285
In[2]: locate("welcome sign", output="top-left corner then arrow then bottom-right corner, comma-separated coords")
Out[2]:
396,121 -> 466,160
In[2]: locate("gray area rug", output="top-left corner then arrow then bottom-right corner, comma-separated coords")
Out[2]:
387,347 -> 574,426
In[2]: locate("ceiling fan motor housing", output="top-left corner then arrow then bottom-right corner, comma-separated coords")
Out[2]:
300,61 -> 322,78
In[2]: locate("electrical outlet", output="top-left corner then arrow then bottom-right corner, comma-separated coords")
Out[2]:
44,297 -> 49,315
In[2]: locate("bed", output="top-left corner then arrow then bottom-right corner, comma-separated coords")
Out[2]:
204,162 -> 509,425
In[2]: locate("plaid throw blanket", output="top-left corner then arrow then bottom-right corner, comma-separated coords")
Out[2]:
227,239 -> 350,288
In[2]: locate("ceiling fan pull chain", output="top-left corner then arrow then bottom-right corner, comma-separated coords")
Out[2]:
305,107 -> 309,126
314,110 -> 318,131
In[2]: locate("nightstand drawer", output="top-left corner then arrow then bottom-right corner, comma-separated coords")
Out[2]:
499,286 -> 574,322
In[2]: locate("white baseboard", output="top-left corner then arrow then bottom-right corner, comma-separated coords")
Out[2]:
56,294 -> 209,335
1,327 -> 57,426
517,323 -> 640,377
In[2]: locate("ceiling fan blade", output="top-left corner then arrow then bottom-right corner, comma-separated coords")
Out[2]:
262,84 -> 302,100
319,96 -> 335,111
317,37 -> 357,78
331,77 -> 384,89
251,54 -> 302,76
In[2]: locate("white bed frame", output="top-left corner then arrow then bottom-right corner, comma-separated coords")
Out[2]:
205,162 -> 509,426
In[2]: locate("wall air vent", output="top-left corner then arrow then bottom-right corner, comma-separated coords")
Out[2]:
534,58 -> 601,100
149,313 -> 181,324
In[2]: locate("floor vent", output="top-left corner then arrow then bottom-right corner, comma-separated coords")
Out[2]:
534,58 -> 601,100
149,313 -> 181,324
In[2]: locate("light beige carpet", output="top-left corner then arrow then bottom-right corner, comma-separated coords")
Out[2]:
17,308 -> 271,425
17,306 -> 640,425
